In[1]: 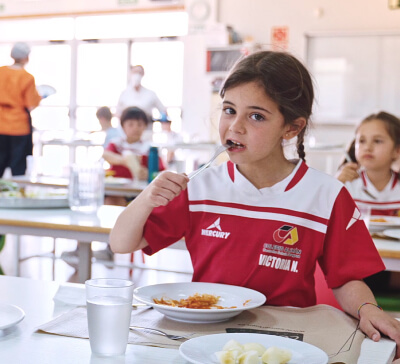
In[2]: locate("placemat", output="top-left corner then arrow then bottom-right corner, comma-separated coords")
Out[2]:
37,304 -> 365,363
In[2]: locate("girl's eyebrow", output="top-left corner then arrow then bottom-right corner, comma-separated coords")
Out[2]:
222,100 -> 272,114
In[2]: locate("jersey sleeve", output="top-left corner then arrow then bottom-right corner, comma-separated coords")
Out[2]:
319,186 -> 385,288
143,189 -> 190,255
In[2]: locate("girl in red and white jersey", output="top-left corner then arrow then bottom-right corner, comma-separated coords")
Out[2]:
111,51 -> 400,355
337,111 -> 400,216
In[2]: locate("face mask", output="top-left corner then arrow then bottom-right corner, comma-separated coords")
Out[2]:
130,73 -> 142,86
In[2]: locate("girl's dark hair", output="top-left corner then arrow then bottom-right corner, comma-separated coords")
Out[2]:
220,51 -> 314,161
358,111 -> 400,146
339,111 -> 400,168
120,106 -> 148,126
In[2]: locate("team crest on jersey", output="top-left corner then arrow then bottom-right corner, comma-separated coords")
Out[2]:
201,217 -> 231,239
273,225 -> 298,245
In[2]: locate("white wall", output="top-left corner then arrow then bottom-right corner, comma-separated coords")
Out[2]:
211,0 -> 400,173
218,0 -> 400,60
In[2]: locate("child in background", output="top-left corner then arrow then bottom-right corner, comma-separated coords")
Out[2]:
336,111 -> 400,295
337,112 -> 400,215
103,106 -> 164,205
95,106 -> 120,148
110,51 -> 400,354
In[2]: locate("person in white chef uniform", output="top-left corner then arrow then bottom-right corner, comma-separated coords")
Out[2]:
116,65 -> 167,127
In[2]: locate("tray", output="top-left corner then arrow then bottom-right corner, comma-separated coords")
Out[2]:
0,196 -> 69,209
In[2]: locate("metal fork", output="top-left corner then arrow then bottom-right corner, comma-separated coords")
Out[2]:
188,144 -> 229,180
129,325 -> 188,340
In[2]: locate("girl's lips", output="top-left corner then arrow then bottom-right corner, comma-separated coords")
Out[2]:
226,139 -> 245,151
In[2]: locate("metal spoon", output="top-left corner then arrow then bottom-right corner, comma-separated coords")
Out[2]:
188,143 -> 230,180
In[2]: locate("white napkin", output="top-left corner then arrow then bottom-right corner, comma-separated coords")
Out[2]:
53,285 -> 86,306
357,337 -> 396,364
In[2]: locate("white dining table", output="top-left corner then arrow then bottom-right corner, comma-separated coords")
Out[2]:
0,275 -> 396,364
8,175 -> 148,198
0,275 -> 185,363
0,205 -> 125,283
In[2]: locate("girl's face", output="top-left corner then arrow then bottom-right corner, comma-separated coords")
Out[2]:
355,119 -> 400,171
219,81 -> 296,170
122,119 -> 146,143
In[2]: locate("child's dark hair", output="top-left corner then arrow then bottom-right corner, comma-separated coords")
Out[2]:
96,106 -> 112,121
120,107 -> 148,126
339,111 -> 400,168
358,111 -> 400,146
220,51 -> 314,161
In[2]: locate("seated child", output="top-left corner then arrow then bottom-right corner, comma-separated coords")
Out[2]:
336,111 -> 400,293
110,51 -> 400,354
103,106 -> 165,205
337,111 -> 400,216
96,106 -> 121,148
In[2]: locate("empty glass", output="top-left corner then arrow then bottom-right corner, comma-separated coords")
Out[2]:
68,163 -> 104,213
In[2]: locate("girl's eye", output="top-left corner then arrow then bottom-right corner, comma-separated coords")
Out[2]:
223,107 -> 235,115
250,113 -> 264,122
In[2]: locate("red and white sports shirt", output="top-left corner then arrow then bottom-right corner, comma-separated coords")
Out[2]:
345,170 -> 400,216
143,160 -> 384,307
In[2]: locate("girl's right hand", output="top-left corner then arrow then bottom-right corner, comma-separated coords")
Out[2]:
336,162 -> 359,183
142,171 -> 189,208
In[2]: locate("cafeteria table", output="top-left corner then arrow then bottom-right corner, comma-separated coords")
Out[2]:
9,175 -> 147,198
0,276 -> 396,364
0,206 -> 124,283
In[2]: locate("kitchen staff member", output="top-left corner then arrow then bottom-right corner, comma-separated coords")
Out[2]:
116,65 -> 167,122
0,42 -> 42,177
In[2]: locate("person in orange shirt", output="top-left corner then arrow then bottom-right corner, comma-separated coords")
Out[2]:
0,42 -> 42,177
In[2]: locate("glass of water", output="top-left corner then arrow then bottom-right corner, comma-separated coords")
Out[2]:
85,278 -> 134,356
69,162 -> 105,213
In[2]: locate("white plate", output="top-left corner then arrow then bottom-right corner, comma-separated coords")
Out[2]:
133,282 -> 266,324
36,84 -> 56,98
0,303 -> 25,329
104,177 -> 132,186
369,216 -> 400,230
382,229 -> 400,240
179,333 -> 328,364
0,196 -> 69,209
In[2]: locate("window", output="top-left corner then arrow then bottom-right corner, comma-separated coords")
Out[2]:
0,12 -> 187,172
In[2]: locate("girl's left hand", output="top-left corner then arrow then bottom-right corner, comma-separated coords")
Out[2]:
359,304 -> 400,358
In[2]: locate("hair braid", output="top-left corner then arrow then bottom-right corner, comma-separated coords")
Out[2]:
296,130 -> 306,162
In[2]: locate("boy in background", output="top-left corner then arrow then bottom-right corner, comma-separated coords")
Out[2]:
103,106 -> 165,205
96,106 -> 120,148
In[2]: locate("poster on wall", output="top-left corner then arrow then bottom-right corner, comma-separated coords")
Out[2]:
271,26 -> 289,51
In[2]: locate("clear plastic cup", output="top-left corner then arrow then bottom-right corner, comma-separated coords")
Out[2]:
69,163 -> 104,213
85,278 -> 134,356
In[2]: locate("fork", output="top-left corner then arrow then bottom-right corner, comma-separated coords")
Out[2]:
129,325 -> 188,340
188,143 -> 229,180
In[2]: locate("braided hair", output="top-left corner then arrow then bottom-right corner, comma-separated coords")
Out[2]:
220,51 -> 314,161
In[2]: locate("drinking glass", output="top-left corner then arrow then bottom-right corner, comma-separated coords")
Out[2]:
69,163 -> 105,213
85,278 -> 134,356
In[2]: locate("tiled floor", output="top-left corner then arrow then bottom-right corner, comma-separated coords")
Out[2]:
0,234 -> 193,287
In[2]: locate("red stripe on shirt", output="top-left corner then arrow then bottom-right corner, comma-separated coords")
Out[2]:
227,161 -> 235,182
285,161 -> 308,191
189,199 -> 329,225
361,171 -> 368,188
354,198 -> 400,206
